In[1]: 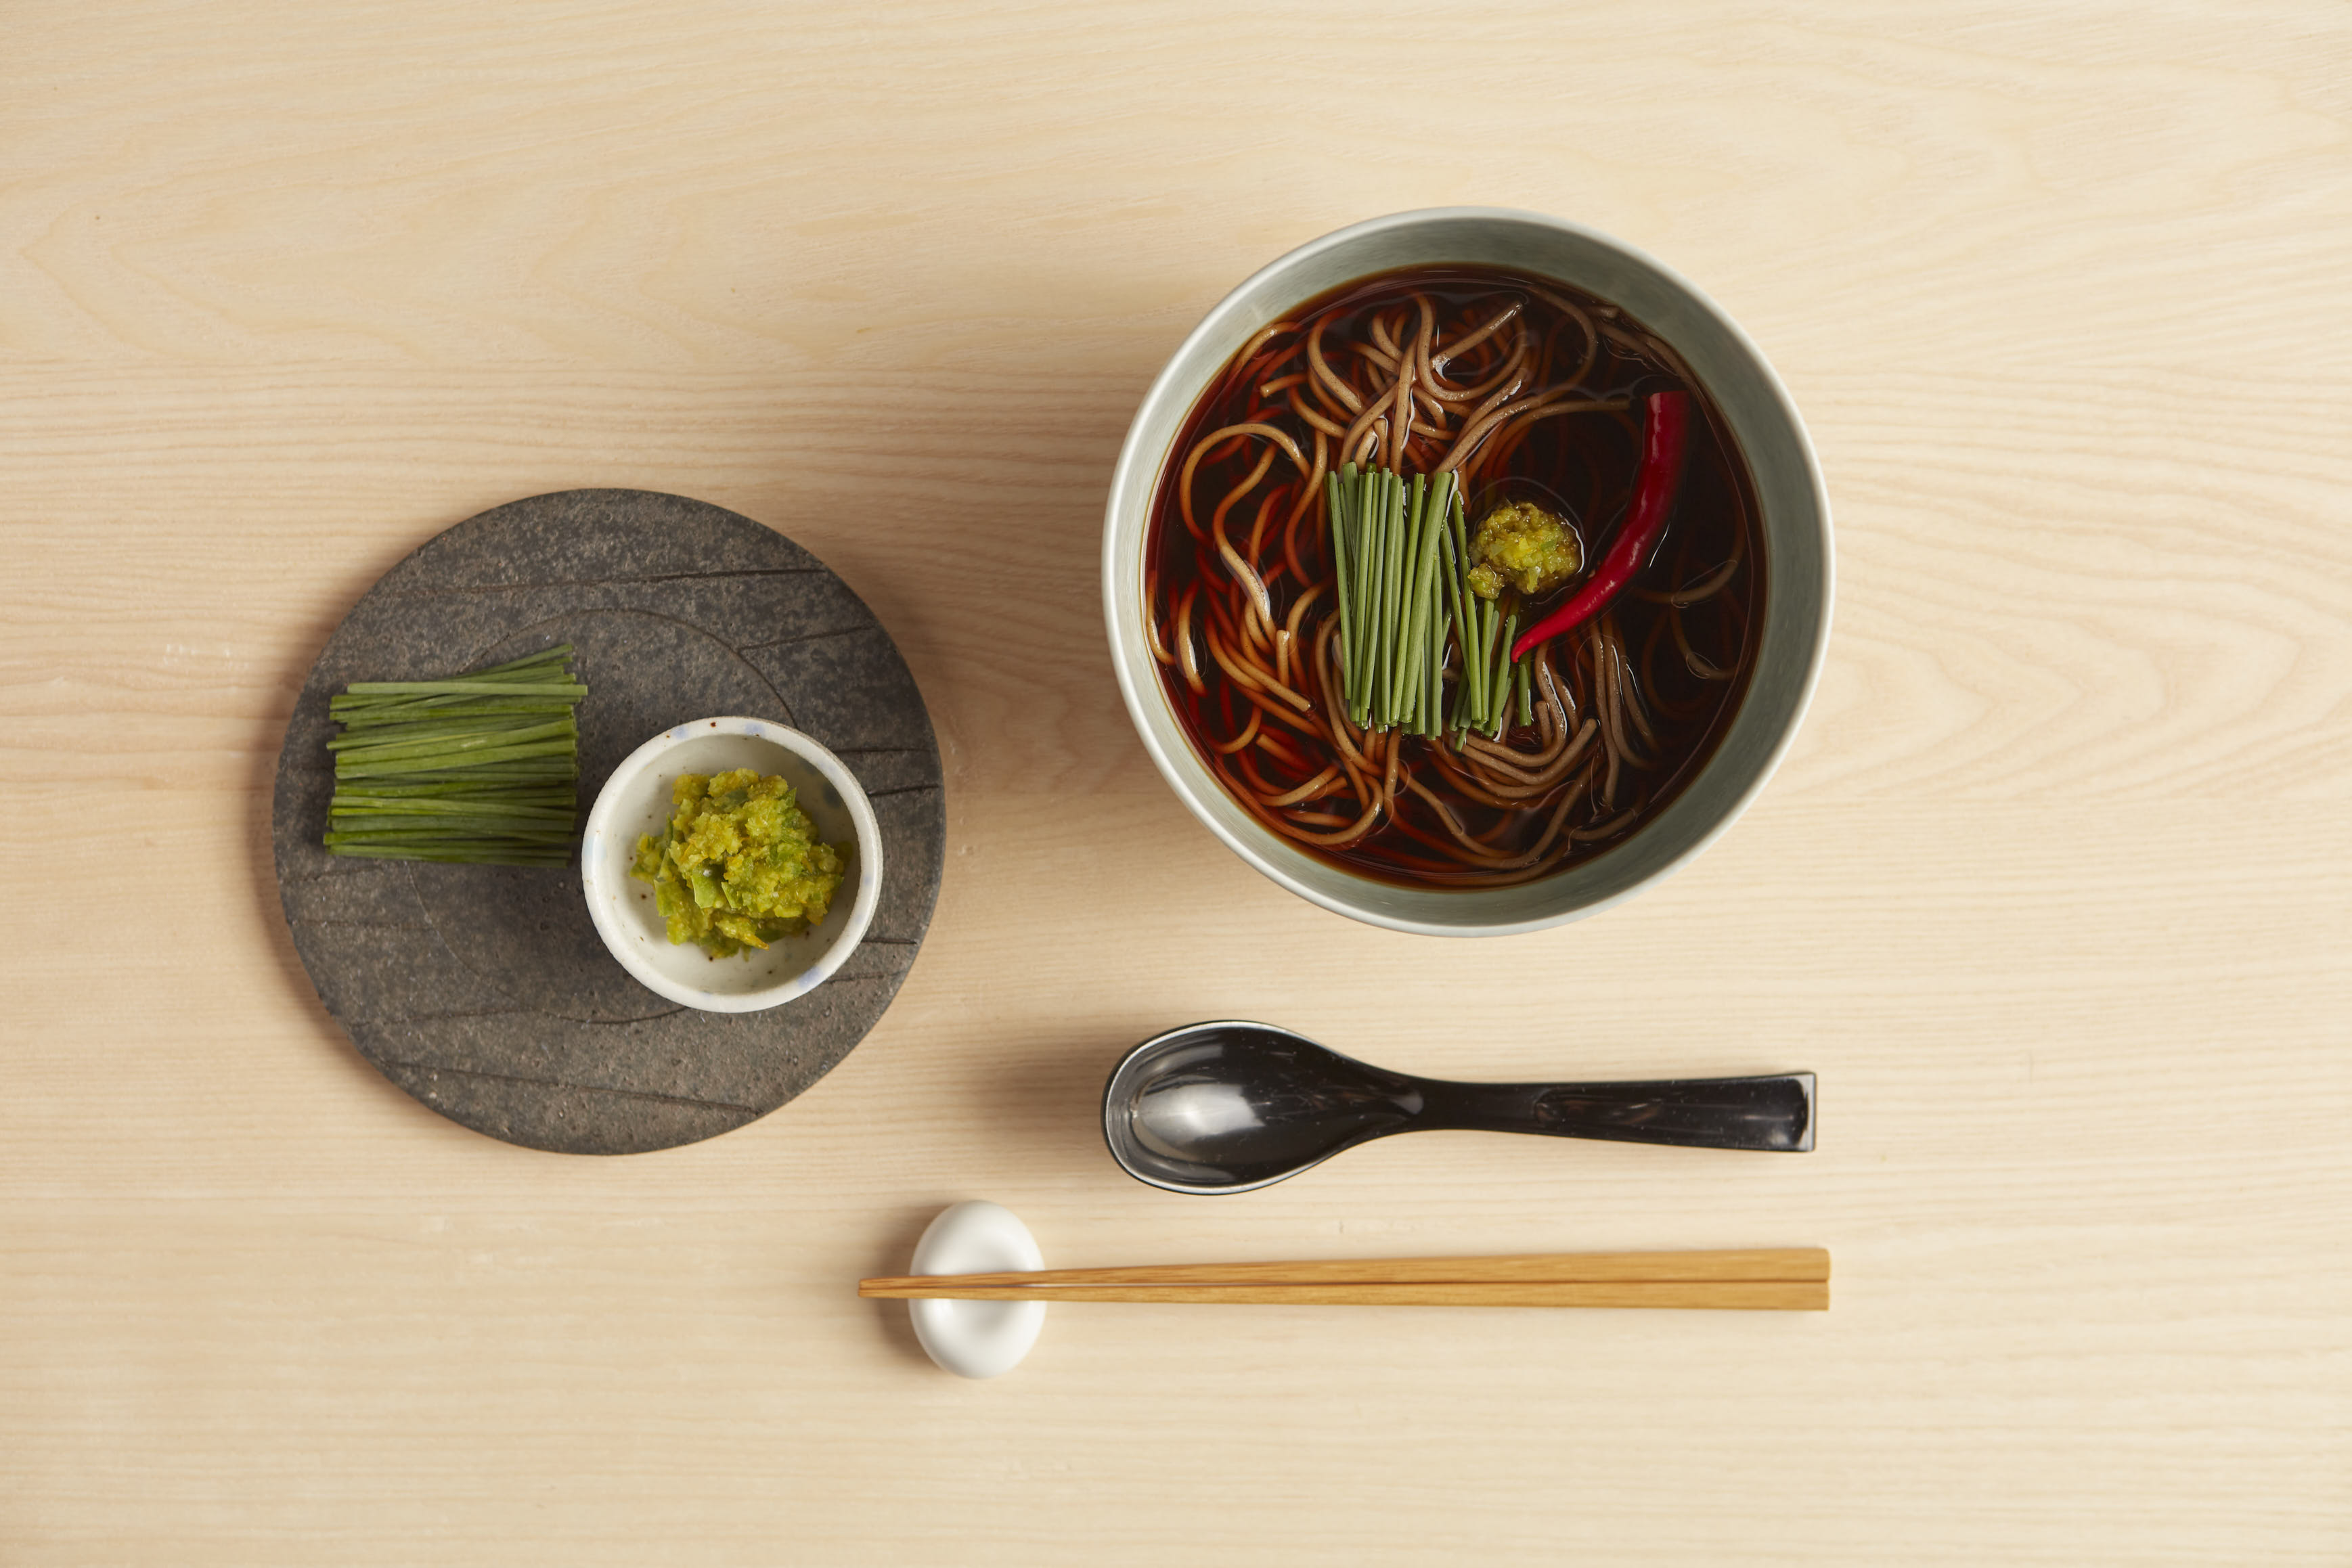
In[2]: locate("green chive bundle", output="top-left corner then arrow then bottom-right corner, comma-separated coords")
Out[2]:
322,645 -> 588,868
1325,462 -> 1532,742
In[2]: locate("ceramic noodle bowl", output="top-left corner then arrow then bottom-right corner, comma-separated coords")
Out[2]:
1101,209 -> 1833,935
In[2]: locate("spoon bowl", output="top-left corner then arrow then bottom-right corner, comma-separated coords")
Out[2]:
1103,1021 -> 1815,1195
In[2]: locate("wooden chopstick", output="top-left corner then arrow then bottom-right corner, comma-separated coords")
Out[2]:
858,1279 -> 1826,1310
857,1248 -> 1829,1311
860,1247 -> 1827,1294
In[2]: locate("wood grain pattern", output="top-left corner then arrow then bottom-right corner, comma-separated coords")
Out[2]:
4,2 -> 2351,1564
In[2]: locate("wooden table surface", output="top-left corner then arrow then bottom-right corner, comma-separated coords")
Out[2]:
6,4 -> 2349,1563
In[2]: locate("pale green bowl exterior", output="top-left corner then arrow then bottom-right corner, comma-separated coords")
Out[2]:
1101,208 -> 1834,937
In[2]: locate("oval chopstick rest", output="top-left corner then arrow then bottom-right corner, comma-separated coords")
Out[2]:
903,1201 -> 1046,1379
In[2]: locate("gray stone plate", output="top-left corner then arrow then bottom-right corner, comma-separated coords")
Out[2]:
270,489 -> 945,1155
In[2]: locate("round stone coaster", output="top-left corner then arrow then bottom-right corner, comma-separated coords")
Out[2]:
270,489 -> 946,1155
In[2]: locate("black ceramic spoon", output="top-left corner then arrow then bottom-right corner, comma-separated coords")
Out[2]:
1102,1021 -> 1815,1195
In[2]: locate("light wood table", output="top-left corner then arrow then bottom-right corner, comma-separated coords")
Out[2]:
5,4 -> 2348,1562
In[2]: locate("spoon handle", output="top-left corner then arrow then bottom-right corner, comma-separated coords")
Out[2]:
1415,1073 -> 1815,1152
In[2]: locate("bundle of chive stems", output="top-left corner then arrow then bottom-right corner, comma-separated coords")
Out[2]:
1325,462 -> 1533,740
322,645 -> 588,868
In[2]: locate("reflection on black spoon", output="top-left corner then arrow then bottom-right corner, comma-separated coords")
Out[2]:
1102,1021 -> 1815,1195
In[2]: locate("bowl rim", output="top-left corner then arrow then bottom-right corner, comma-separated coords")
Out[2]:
579,715 -> 884,1012
1099,206 -> 1834,937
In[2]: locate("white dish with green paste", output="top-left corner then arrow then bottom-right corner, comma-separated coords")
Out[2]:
581,717 -> 883,1013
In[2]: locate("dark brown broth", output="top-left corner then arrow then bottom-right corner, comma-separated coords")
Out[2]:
1144,266 -> 1763,887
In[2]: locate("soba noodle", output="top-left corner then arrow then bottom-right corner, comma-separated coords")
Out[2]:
1145,267 -> 1760,887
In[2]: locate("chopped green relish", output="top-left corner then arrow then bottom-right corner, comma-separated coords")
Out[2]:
1466,500 -> 1582,600
629,767 -> 848,958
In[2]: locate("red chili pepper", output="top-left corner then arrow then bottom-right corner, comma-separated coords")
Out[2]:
1511,390 -> 1691,660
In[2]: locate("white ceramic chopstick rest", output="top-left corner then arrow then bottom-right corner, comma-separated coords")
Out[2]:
907,1201 -> 1046,1379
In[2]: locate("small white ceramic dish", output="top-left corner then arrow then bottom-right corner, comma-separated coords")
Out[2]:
580,716 -> 882,1013
906,1201 -> 1048,1379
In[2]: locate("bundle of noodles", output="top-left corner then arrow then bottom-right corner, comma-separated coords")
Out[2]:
1143,269 -> 1759,887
